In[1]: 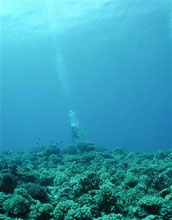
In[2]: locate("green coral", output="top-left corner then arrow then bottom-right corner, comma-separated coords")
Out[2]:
22,183 -> 49,202
66,205 -> 92,220
29,201 -> 53,220
139,195 -> 164,214
1,145 -> 172,219
95,213 -> 124,220
73,171 -> 100,196
2,188 -> 32,218
0,173 -> 17,193
77,141 -> 96,153
53,200 -> 78,220
0,214 -> 23,220
54,171 -> 69,186
3,195 -> 30,218
39,168 -> 55,186
124,174 -> 139,188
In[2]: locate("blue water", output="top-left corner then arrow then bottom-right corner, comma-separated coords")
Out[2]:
1,0 -> 171,152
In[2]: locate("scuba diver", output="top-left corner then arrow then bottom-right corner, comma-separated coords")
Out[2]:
69,110 -> 86,143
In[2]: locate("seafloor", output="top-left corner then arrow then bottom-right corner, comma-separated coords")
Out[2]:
0,142 -> 172,220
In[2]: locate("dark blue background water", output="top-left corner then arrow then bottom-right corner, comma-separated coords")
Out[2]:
1,0 -> 171,151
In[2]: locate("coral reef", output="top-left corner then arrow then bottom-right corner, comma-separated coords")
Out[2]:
0,143 -> 172,219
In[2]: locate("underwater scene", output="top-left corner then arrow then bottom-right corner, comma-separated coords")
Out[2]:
0,0 -> 172,219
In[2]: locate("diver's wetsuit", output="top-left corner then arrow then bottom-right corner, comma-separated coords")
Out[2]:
71,126 -> 80,143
